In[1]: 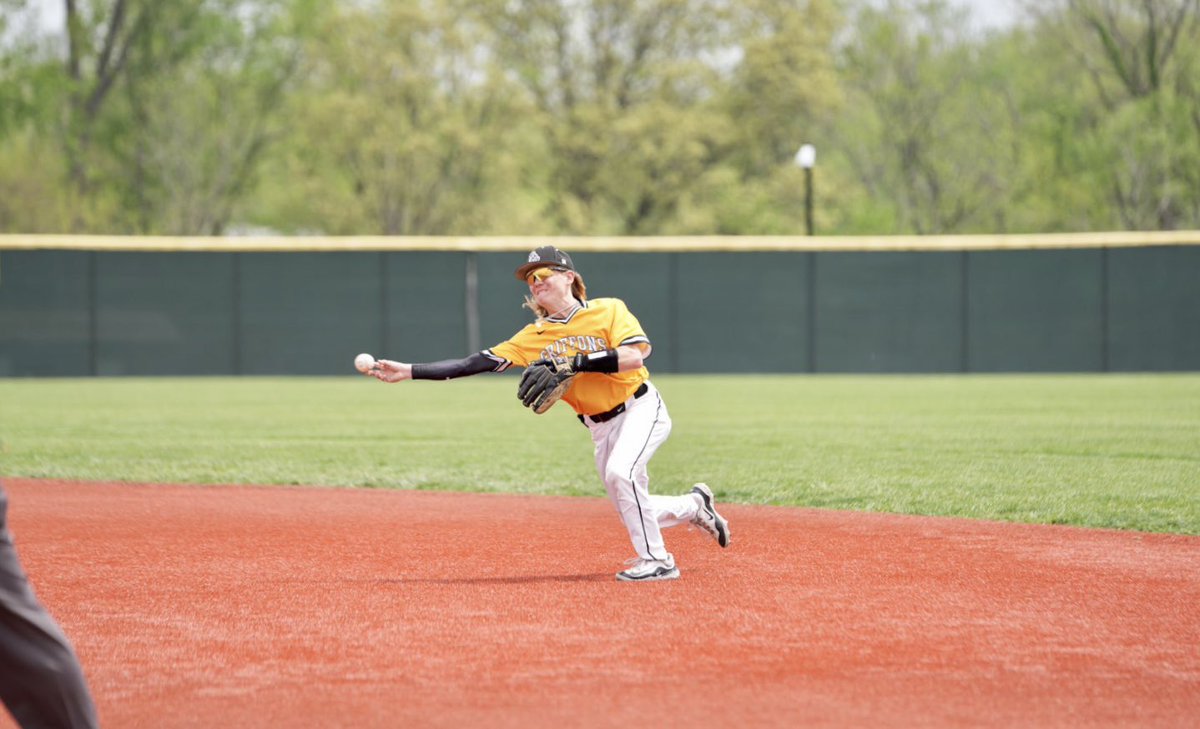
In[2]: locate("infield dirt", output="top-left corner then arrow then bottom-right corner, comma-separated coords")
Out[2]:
4,478 -> 1198,728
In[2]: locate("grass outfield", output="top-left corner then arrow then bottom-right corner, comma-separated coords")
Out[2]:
1,374 -> 1197,535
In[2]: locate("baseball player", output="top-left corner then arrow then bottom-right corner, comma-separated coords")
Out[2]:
368,245 -> 729,581
0,482 -> 100,728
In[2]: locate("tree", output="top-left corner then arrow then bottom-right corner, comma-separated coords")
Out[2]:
477,0 -> 731,234
123,1 -> 317,234
60,0 -> 161,228
1063,0 -> 1198,102
256,1 -> 526,235
971,26 -> 1105,232
720,0 -> 842,178
832,0 -> 1017,234
0,2 -> 70,231
669,0 -> 845,235
1058,0 -> 1200,228
26,0 -> 314,233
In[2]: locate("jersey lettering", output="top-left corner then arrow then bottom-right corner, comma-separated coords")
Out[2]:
541,335 -> 608,360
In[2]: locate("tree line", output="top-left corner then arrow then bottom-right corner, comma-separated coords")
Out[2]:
1,0 -> 1197,236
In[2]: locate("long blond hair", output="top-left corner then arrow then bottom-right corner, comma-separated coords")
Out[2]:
524,273 -> 588,323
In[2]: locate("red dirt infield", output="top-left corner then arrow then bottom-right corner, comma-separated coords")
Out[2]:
3,478 -> 1198,728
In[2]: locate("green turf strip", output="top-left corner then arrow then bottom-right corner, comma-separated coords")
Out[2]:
1,374 -> 1197,534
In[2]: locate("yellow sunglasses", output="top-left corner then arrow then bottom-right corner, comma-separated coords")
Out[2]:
525,267 -> 567,284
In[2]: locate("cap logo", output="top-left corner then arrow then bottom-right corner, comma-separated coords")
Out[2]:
528,251 -> 541,262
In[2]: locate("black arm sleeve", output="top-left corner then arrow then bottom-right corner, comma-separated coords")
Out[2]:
410,352 -> 496,381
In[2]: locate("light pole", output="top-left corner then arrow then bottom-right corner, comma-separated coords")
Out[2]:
795,144 -> 818,373
794,143 -> 816,236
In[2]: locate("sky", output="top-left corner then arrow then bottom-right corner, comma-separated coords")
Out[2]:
951,0 -> 1022,30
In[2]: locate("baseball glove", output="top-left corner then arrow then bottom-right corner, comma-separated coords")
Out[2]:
517,356 -> 577,414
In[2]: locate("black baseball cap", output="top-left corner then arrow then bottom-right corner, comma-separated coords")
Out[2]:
514,245 -> 576,281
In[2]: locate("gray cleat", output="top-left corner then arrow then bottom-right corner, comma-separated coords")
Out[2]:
690,483 -> 730,548
616,556 -> 680,582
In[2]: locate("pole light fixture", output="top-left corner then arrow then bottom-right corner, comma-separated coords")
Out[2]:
795,144 -> 816,169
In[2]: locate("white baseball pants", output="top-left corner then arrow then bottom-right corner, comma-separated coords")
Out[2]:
584,382 -> 701,562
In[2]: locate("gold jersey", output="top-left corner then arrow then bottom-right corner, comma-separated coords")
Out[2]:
485,298 -> 650,416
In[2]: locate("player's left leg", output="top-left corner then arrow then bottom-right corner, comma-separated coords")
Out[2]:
637,465 -> 730,546
595,383 -> 674,564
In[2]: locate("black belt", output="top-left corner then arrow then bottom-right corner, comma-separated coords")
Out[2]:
579,383 -> 649,426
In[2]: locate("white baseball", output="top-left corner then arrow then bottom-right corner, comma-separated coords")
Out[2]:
354,353 -> 376,373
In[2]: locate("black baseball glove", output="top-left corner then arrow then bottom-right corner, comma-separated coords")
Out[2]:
517,356 -> 577,414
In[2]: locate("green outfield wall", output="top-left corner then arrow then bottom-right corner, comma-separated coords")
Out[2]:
1,235 -> 1197,375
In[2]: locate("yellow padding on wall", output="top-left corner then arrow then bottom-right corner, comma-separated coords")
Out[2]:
1,231 -> 1198,253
